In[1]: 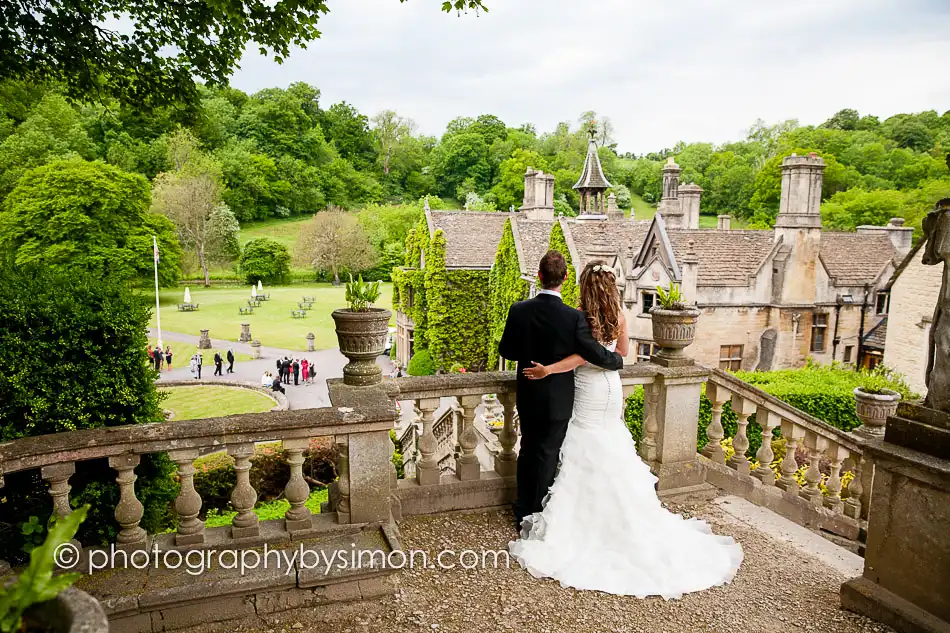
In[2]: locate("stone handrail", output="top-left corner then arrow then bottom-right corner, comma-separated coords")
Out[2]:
701,368 -> 869,524
0,393 -> 398,575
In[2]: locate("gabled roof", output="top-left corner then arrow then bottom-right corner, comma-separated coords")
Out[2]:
863,317 -> 887,351
567,218 -> 651,270
426,210 -> 512,269
666,229 -> 779,285
573,139 -> 612,190
819,233 -> 897,286
513,216 -> 554,276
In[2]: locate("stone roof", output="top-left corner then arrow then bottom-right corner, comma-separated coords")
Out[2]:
666,229 -> 776,285
567,220 -> 651,268
513,217 -> 554,275
428,211 -> 511,269
573,139 -> 611,190
863,317 -> 887,350
819,233 -> 897,286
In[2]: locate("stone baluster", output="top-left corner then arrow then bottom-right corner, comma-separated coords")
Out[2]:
282,438 -> 313,533
799,434 -> 828,505
415,398 -> 441,485
495,392 -> 518,477
457,395 -> 482,481
228,443 -> 260,538
823,444 -> 847,513
109,454 -> 147,546
702,382 -> 728,464
777,422 -> 806,493
330,435 -> 351,523
638,382 -> 660,463
753,408 -> 780,485
41,463 -> 76,521
843,455 -> 864,519
728,395 -> 755,475
168,450 -> 205,545
0,466 -> 8,578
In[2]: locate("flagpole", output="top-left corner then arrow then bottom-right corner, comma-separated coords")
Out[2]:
153,236 -> 163,352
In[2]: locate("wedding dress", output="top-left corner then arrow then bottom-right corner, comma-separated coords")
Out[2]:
508,341 -> 743,599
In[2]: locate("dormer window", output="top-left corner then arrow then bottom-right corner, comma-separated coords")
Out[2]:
875,292 -> 889,316
641,290 -> 658,314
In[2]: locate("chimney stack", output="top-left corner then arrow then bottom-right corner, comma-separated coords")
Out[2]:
606,193 -> 623,220
678,183 -> 703,229
519,167 -> 555,220
657,157 -> 685,228
775,152 -> 824,230
717,215 -> 732,230
856,217 -> 914,258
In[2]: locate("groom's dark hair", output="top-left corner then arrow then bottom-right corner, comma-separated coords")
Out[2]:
538,250 -> 568,289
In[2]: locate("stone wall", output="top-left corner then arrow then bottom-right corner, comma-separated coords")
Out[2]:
884,252 -> 941,395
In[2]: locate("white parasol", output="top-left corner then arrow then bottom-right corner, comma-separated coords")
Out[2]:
251,285 -> 257,298
257,280 -> 263,293
184,287 -> 191,303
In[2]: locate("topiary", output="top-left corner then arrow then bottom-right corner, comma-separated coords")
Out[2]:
239,237 -> 291,285
407,349 -> 437,376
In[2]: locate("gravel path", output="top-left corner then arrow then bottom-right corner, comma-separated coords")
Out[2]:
199,500 -> 894,633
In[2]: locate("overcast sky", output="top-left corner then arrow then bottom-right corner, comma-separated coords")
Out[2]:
229,0 -> 950,154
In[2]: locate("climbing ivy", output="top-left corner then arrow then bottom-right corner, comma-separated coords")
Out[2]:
548,220 -> 578,307
488,218 -> 529,369
425,230 -> 450,365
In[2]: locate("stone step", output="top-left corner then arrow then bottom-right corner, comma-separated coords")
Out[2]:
657,482 -> 720,504
74,521 -> 398,633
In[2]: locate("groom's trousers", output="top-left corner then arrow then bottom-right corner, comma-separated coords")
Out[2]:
515,414 -> 571,523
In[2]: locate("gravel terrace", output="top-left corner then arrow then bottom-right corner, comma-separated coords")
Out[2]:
187,498 -> 894,633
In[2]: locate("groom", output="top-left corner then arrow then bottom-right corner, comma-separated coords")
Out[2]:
499,250 -> 624,531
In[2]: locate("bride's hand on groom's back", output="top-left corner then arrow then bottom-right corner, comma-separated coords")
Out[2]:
523,361 -> 549,380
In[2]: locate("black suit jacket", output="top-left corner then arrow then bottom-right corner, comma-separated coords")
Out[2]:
498,293 -> 624,422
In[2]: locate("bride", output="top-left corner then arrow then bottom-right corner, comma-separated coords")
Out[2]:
508,260 -> 743,599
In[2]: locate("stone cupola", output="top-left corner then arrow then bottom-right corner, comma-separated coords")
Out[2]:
574,128 -> 611,220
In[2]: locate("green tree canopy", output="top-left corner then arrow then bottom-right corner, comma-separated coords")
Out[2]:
239,237 -> 291,284
0,158 -> 182,286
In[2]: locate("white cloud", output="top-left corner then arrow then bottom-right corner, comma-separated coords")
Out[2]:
230,0 -> 950,153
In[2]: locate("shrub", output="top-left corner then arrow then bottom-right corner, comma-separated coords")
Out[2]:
407,349 -> 437,376
389,430 -> 405,479
239,237 -> 291,285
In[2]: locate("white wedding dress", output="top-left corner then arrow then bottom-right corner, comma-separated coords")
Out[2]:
508,341 -> 743,599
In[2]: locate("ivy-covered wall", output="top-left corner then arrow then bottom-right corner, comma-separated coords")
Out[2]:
548,220 -> 578,307
488,218 -> 529,369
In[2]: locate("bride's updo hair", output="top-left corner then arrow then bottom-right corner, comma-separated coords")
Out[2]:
578,259 -> 621,344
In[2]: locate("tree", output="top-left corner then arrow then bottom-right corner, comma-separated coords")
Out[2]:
372,110 -> 415,176
239,237 -> 291,284
0,158 -> 182,286
0,1 -> 487,109
151,130 -> 229,286
0,264 -> 176,562
491,149 -> 548,210
319,101 -> 376,170
295,209 -> 376,284
822,109 -> 860,131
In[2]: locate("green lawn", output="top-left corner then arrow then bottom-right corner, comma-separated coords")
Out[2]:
240,215 -> 311,249
160,385 -> 276,420
628,192 -> 656,220
148,282 -> 394,351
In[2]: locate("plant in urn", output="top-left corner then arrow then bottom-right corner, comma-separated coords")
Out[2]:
649,282 -> 701,367
332,275 -> 392,386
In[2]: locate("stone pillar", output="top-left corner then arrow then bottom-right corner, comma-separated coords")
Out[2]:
198,329 -> 212,349
494,392 -> 517,477
717,214 -> 732,230
228,443 -> 260,539
345,430 -> 394,524
415,398 -> 441,486
239,323 -> 252,343
306,333 -> 315,352
728,395 -> 754,475
823,444 -> 846,513
651,366 -> 707,492
282,438 -> 313,533
799,434 -> 829,505
702,382 -> 728,464
678,183 -> 703,229
251,339 -> 262,359
168,449 -> 205,545
753,407 -> 780,485
776,421 -> 805,493
41,463 -> 75,521
109,454 -> 147,547
457,395 -> 481,481
328,436 -> 351,523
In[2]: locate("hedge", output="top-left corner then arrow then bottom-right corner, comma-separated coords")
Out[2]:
488,219 -> 528,369
547,220 -> 578,307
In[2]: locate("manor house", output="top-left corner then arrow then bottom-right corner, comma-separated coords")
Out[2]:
393,138 -> 908,373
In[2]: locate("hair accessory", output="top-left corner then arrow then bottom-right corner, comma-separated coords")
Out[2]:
593,265 -> 603,272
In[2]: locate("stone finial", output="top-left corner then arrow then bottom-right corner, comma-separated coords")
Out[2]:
251,339 -> 262,360
239,323 -> 251,343
198,329 -> 212,349
306,332 -> 315,352
717,214 -> 732,230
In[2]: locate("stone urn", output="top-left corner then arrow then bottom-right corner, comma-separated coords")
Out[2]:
331,308 -> 392,386
22,586 -> 109,633
852,387 -> 901,438
649,306 -> 701,366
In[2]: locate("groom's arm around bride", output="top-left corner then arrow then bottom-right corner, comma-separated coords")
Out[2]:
498,250 -> 624,527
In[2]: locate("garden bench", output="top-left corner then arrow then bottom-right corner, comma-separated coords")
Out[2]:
291,309 -> 307,318
302,295 -> 315,302
299,301 -> 314,309
248,299 -> 261,308
258,293 -> 271,301
239,306 -> 254,315
177,303 -> 199,312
